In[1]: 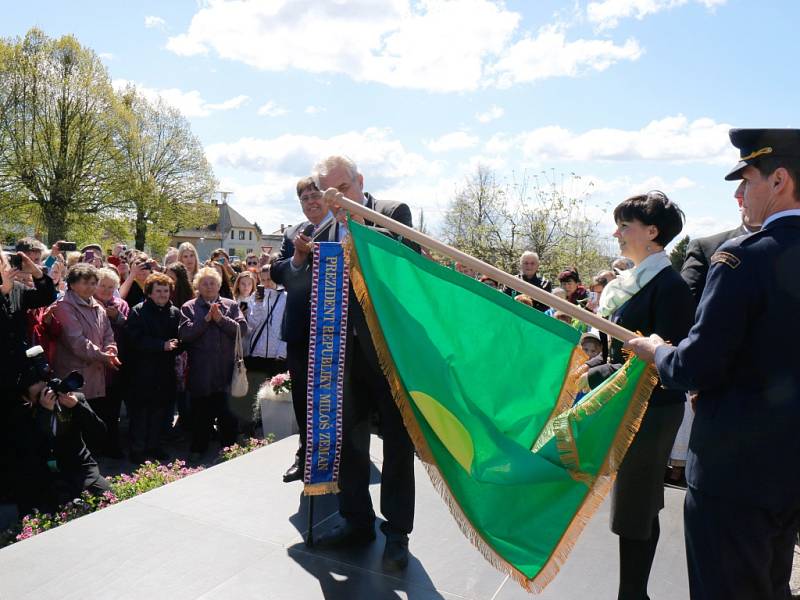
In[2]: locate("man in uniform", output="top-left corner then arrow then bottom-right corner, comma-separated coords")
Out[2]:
626,129 -> 800,599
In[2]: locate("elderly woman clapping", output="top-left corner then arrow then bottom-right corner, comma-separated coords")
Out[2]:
52,264 -> 121,456
179,266 -> 247,460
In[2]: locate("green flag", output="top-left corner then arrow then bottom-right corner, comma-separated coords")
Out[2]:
347,220 -> 658,592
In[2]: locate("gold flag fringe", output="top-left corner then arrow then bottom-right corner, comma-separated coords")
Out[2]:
303,482 -> 340,496
344,235 -> 658,593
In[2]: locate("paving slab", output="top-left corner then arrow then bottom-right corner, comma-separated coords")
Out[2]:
0,435 -> 689,599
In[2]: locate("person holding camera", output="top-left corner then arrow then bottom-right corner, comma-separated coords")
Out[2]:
119,253 -> 155,308
1,250 -> 57,500
125,273 -> 181,463
248,265 -> 287,373
51,264 -> 121,457
11,350 -> 110,516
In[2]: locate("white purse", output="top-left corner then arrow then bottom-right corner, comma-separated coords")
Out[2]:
230,323 -> 249,398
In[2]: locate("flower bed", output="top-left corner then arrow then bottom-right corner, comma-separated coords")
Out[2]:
1,437 -> 272,548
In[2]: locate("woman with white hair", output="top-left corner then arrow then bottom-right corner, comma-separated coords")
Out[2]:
179,267 -> 247,460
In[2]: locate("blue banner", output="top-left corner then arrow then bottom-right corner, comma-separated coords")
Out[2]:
304,242 -> 349,495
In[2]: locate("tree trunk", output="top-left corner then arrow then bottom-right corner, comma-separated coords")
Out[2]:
42,198 -> 68,244
135,208 -> 147,250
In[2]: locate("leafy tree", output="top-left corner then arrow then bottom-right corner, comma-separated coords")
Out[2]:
113,86 -> 216,250
670,235 -> 690,271
0,28 -> 119,243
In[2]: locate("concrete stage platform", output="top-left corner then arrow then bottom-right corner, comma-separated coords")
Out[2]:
0,435 -> 688,599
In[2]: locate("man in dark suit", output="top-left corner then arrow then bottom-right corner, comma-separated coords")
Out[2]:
680,185 -> 757,300
271,177 -> 343,483
627,129 -> 800,600
312,155 -> 416,571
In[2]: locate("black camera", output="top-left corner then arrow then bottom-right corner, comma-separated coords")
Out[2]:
9,253 -> 23,270
47,371 -> 84,395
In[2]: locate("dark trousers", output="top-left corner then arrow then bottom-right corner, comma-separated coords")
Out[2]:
337,333 -> 415,535
129,389 -> 172,453
190,391 -> 237,453
287,340 -> 309,459
618,516 -> 660,600
86,395 -> 122,454
684,486 -> 800,600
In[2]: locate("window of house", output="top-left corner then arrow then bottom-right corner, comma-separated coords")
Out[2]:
230,230 -> 234,240
249,231 -> 252,240
239,230 -> 245,240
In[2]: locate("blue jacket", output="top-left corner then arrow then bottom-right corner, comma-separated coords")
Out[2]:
655,215 -> 800,511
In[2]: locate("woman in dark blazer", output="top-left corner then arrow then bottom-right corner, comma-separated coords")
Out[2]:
587,191 -> 695,600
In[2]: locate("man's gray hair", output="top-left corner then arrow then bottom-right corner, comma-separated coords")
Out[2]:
311,155 -> 359,188
519,250 -> 540,265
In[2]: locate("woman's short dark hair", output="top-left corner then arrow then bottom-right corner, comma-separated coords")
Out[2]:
144,272 -> 174,296
558,268 -> 580,283
66,263 -> 99,287
613,190 -> 685,247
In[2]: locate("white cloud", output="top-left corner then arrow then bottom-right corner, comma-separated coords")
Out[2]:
208,128 -> 447,231
304,105 -> 326,115
586,174 -> 697,198
112,79 -> 249,118
205,127 -> 440,189
206,95 -> 249,111
425,131 -> 480,153
98,52 -> 114,61
489,25 -> 642,88
485,115 -> 736,164
144,15 -> 166,29
475,105 -> 504,124
166,0 -> 642,92
257,101 -> 288,117
587,0 -> 727,30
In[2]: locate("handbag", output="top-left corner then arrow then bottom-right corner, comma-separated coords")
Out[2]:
230,323 -> 249,398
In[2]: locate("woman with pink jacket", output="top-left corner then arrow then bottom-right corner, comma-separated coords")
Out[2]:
52,264 -> 122,456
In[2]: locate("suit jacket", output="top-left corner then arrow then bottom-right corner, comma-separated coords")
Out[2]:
587,265 -> 694,406
271,194 -> 416,346
271,217 -> 342,345
681,224 -> 748,301
656,215 -> 800,511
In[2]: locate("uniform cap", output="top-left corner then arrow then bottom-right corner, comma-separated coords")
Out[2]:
725,128 -> 800,181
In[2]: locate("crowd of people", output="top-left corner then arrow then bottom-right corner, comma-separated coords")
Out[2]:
0,233 -> 287,517
3,129 -> 800,599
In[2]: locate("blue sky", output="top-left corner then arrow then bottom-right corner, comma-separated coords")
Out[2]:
4,0 -> 799,241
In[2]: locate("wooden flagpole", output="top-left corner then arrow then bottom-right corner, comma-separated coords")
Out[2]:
331,194 -> 638,343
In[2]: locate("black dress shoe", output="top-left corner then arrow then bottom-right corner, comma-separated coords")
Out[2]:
382,534 -> 409,571
282,462 -> 303,483
315,521 -> 376,548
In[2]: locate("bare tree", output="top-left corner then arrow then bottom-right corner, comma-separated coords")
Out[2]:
440,166 -> 611,279
113,86 -> 216,250
0,28 -> 119,242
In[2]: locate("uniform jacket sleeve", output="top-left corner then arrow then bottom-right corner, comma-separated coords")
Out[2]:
656,244 -> 752,391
